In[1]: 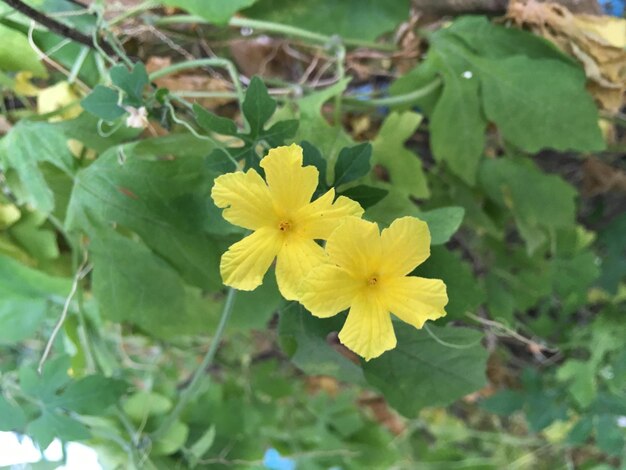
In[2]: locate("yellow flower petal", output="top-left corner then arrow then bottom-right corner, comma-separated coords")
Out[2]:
380,217 -> 431,277
299,265 -> 362,317
384,276 -> 448,329
211,170 -> 276,230
260,144 -> 318,215
325,217 -> 382,277
295,189 -> 364,239
275,237 -> 326,301
338,293 -> 396,361
220,228 -> 282,290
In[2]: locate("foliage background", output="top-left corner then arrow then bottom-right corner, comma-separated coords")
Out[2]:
0,0 -> 625,468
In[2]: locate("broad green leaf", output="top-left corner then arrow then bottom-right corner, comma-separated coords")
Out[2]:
245,0 -> 410,41
161,0 -> 258,24
0,396 -> 27,431
567,417 -> 593,445
227,275 -> 285,332
366,194 -> 464,246
477,56 -> 604,153
90,230 -> 216,337
54,113 -> 140,153
194,103 -> 238,135
370,111 -> 429,199
66,137 -> 221,290
293,78 -> 352,159
242,76 -> 276,138
188,426 -> 216,466
0,24 -> 46,77
595,415 -> 623,456
20,355 -> 72,401
595,214 -> 626,294
333,143 -> 372,187
49,375 -> 127,414
363,325 -> 487,417
416,207 -> 465,245
339,185 -> 388,210
9,211 -> 59,261
123,391 -> 172,422
429,45 -> 486,184
0,121 -> 74,213
480,390 -> 525,416
279,303 -> 365,385
0,254 -> 69,345
448,16 -> 573,62
415,246 -> 484,320
152,420 -> 189,455
27,410 -> 90,449
479,158 -> 577,254
81,85 -> 125,121
557,360 -> 596,408
301,140 -> 328,191
110,62 -> 148,106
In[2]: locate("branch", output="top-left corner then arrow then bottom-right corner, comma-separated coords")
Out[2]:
1,0 -> 117,56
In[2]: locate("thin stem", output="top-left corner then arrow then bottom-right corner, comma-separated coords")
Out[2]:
149,59 -> 243,99
155,15 -> 397,51
150,288 -> 238,441
68,46 -> 90,84
37,254 -> 92,374
343,77 -> 443,107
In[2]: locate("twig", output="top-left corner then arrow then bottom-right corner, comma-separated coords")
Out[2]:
37,253 -> 92,374
1,0 -> 116,56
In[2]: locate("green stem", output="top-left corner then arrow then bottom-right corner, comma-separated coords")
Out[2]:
150,288 -> 238,441
155,15 -> 397,51
149,58 -> 244,107
343,78 -> 442,107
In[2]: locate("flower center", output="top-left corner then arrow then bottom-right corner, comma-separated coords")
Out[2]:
367,275 -> 379,286
278,220 -> 292,232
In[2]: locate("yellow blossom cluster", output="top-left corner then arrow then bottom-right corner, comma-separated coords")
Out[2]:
211,144 -> 448,360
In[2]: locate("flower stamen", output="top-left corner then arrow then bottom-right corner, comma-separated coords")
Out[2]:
278,220 -> 292,232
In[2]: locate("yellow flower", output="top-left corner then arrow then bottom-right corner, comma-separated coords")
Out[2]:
299,216 -> 448,361
211,144 -> 363,300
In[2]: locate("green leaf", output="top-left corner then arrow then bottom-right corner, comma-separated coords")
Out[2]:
194,103 -> 238,135
429,46 -> 486,185
0,254 -> 70,345
27,410 -> 90,449
480,390 -> 524,416
339,185 -> 388,210
567,417 -> 593,445
81,85 -> 125,121
50,375 -> 127,414
123,391 -> 172,422
333,143 -> 372,187
54,113 -> 140,153
161,0 -> 258,24
0,24 -> 46,77
293,78 -> 353,159
89,230 -> 216,338
242,76 -> 276,138
66,137 -> 222,290
110,62 -> 148,106
595,214 -> 626,294
301,140 -> 328,190
188,426 -> 216,467
477,56 -> 604,153
415,246 -> 485,320
0,395 -> 27,431
416,207 -> 465,245
370,111 -> 429,199
0,121 -> 74,214
363,325 -> 487,417
245,0 -> 410,41
479,158 -> 577,254
595,415 -> 623,456
152,420 -> 189,455
279,303 -> 365,385
556,360 -> 597,408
